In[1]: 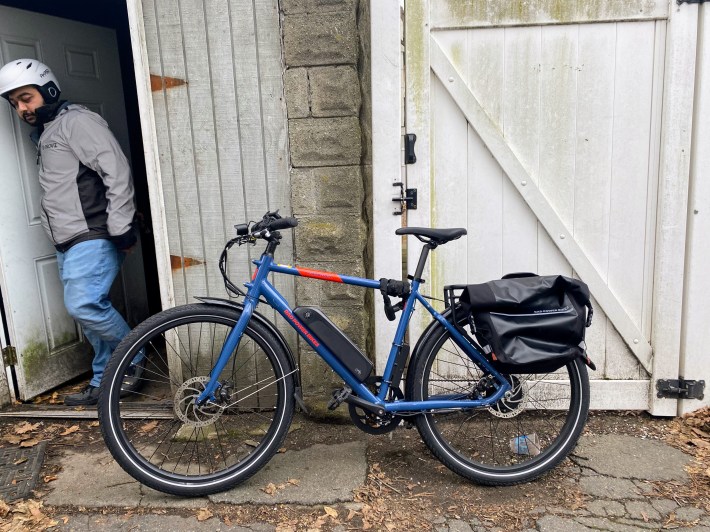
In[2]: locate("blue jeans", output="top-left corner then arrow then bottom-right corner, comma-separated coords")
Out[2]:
57,239 -> 131,388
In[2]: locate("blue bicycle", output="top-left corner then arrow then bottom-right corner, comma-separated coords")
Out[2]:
98,211 -> 590,496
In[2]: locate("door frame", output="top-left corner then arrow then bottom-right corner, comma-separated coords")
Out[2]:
124,0 -> 174,313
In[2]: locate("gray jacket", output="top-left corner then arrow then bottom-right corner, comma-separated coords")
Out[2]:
35,103 -> 136,251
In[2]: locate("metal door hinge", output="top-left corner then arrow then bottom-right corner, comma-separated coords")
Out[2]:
393,183 -> 417,215
656,378 -> 705,400
1,346 -> 17,366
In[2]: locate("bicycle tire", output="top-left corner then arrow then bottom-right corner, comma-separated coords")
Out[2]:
98,303 -> 295,496
407,320 -> 589,485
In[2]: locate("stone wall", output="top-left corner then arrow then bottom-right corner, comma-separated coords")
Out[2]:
280,0 -> 372,402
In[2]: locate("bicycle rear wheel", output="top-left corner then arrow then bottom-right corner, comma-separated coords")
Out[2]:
407,322 -> 589,485
98,304 -> 295,496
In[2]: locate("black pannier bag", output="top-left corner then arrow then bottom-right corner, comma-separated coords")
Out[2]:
459,273 -> 594,373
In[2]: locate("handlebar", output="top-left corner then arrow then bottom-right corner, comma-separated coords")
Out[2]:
234,211 -> 298,239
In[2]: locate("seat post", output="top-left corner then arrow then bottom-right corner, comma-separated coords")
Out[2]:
413,243 -> 435,281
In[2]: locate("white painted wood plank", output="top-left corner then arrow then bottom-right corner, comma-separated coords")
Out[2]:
430,76 -> 468,295
404,0 -> 433,348
537,24 -> 577,277
573,23 -> 616,373
466,28 -> 504,282
430,30 -> 468,306
372,0 -> 402,373
642,20 -> 666,340
430,38 -> 653,371
181,0 -> 224,300
203,0 -> 252,299
608,21 -> 655,330
679,5 -> 710,414
126,0 -> 174,310
501,27 -> 539,274
589,380 -> 650,410
650,3 -> 698,416
229,0 -> 269,226
605,21 -> 657,381
431,0 -> 669,30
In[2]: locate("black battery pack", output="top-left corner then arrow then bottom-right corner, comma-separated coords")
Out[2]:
293,306 -> 373,382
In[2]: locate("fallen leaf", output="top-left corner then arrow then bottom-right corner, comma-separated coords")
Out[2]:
13,457 -> 28,465
43,475 -> 58,483
196,508 -> 213,521
61,516 -> 70,524
60,425 -> 80,436
278,447 -> 287,453
244,439 -> 259,447
20,438 -> 42,448
287,478 -> 300,486
324,506 -> 338,518
4,434 -> 29,445
0,500 -> 9,518
89,421 -> 100,427
140,420 -> 159,433
261,482 -> 277,495
15,422 -> 40,435
347,509 -> 359,521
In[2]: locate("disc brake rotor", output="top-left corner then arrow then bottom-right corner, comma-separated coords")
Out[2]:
486,375 -> 528,419
174,376 -> 224,427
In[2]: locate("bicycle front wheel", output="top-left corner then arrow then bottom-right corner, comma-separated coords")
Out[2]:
98,304 -> 295,496
408,322 -> 589,486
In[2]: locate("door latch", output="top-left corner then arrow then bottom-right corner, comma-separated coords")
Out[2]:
656,378 -> 705,400
393,183 -> 417,215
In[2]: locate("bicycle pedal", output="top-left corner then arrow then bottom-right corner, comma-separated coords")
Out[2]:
327,387 -> 351,410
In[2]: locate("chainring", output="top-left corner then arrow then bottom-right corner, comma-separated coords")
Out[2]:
349,385 -> 403,435
486,375 -> 528,418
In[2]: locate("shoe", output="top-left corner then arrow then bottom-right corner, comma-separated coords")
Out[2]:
120,358 -> 146,398
64,385 -> 100,406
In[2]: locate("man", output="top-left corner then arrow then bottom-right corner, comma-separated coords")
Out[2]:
0,59 -> 143,405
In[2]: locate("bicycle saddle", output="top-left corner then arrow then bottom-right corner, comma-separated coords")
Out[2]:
395,227 -> 467,244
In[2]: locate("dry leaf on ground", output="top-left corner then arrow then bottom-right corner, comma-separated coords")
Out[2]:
196,508 -> 213,521
19,438 -> 43,448
323,506 -> 338,518
15,422 -> 40,435
60,426 -> 80,436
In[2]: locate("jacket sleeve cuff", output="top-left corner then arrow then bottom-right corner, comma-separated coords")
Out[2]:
112,228 -> 137,250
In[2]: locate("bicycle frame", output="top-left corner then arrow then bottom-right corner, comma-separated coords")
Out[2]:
197,252 -> 511,412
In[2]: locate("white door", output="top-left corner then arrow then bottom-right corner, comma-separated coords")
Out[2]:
375,1 -> 700,414
0,6 -> 149,400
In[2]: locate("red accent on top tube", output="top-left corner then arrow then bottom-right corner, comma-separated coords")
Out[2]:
251,268 -> 258,281
296,267 -> 343,283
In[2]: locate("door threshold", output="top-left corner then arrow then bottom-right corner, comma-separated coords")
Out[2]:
0,403 -> 173,419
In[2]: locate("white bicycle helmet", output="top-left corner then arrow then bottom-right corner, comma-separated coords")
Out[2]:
0,58 -> 61,104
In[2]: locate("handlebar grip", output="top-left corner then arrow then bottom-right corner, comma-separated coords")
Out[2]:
269,217 -> 299,231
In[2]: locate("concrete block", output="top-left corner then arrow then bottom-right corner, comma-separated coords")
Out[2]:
283,68 -> 310,118
295,215 -> 366,259
310,66 -> 361,117
283,13 -> 358,67
289,117 -> 362,167
281,0 -> 309,14
291,166 -> 363,215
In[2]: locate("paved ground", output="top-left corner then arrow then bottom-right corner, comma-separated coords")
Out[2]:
3,413 -> 710,531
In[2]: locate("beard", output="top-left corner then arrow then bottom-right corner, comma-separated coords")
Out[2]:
21,112 -> 37,125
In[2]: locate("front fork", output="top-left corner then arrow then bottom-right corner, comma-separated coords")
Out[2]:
195,259 -> 273,405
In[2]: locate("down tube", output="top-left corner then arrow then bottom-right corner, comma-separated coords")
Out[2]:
259,280 -> 382,405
